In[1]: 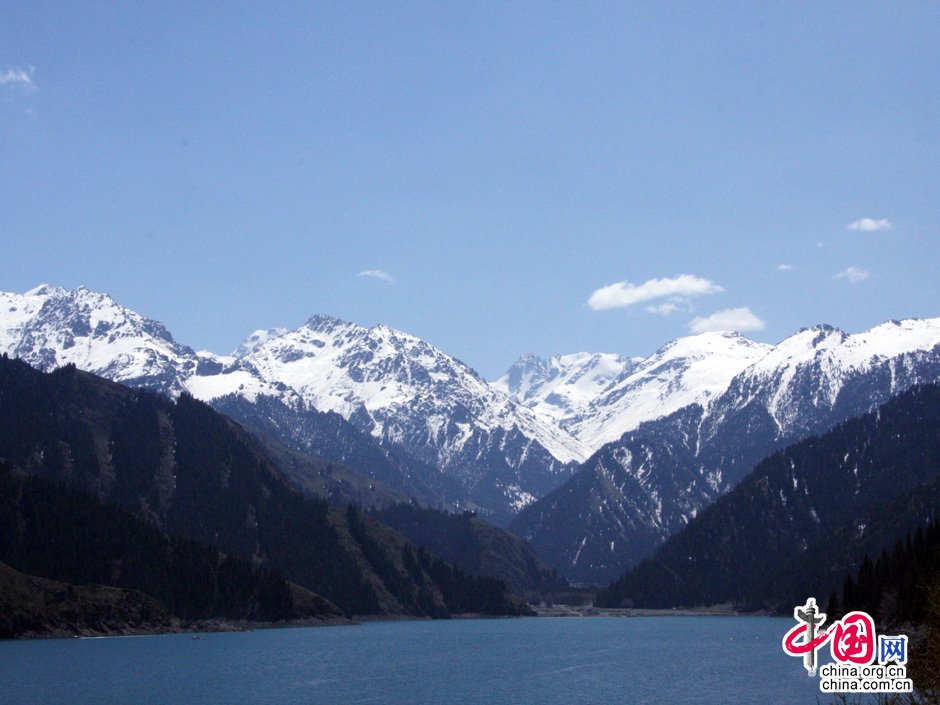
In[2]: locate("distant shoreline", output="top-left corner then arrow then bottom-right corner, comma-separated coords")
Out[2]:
7,615 -> 356,642
7,605 -> 785,642
533,604 -> 773,618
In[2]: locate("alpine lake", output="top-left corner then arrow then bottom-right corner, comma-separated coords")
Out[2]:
0,614 -> 856,704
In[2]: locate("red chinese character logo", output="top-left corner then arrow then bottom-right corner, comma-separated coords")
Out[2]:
831,612 -> 875,665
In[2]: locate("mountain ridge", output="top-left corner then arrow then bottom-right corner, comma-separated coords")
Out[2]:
495,331 -> 772,452
511,317 -> 940,583
0,355 -> 532,619
0,286 -> 587,523
5,283 -> 940,548
595,382 -> 940,611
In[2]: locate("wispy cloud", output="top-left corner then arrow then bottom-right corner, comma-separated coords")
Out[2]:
0,67 -> 36,89
776,264 -> 793,271
588,275 -> 723,311
847,218 -> 892,232
688,307 -> 766,334
834,266 -> 869,284
646,302 -> 680,316
358,270 -> 395,284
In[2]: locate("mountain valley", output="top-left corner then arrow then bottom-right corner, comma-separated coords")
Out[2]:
4,284 -> 940,592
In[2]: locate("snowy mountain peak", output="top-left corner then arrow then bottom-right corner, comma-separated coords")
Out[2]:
231,315 -> 588,460
742,318 -> 940,386
0,285 -> 195,395
569,332 -> 773,450
493,353 -> 551,397
651,330 -> 767,362
23,283 -> 67,298
0,285 -> 589,520
719,315 -> 940,436
497,331 -> 772,453
232,327 -> 289,359
303,313 -> 356,334
493,351 -> 635,429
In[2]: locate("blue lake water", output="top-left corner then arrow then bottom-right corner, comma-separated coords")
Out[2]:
0,617 -> 836,704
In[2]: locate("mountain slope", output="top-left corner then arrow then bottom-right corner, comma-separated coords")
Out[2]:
238,423 -> 411,509
208,391 -> 457,510
370,504 -> 568,600
0,356 -> 530,618
496,333 -> 771,452
198,315 -> 588,523
596,383 -> 940,611
0,286 -> 587,524
0,462 -> 336,625
0,560 -> 174,639
513,319 -> 940,584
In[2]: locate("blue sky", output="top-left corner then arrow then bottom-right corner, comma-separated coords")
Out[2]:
2,2 -> 938,379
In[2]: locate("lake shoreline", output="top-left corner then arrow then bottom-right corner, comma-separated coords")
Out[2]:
0,609 -> 824,704
533,604 -> 775,618
6,615 -> 357,641
5,604 -> 783,642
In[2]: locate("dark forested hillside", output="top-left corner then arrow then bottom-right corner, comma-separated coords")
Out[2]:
0,560 -> 175,639
0,462 -> 329,624
597,383 -> 940,611
0,356 -> 529,619
371,504 -> 568,600
338,505 -> 531,617
210,393 -> 455,509
827,521 -> 940,696
240,423 -> 409,509
829,520 -> 940,627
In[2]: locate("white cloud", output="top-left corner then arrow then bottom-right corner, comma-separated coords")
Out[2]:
358,270 -> 395,284
688,307 -> 766,334
776,264 -> 793,271
0,67 -> 36,89
834,266 -> 869,284
847,218 -> 892,232
588,274 -> 723,311
646,302 -> 680,316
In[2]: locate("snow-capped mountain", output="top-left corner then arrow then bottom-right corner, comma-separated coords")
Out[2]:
701,320 -> 940,441
596,382 -> 940,611
189,314 -> 589,523
512,319 -> 940,584
7,284 -> 940,549
231,327 -> 288,359
0,286 -> 587,523
0,285 -> 199,396
496,333 -> 773,452
571,333 -> 773,450
492,352 -> 636,429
